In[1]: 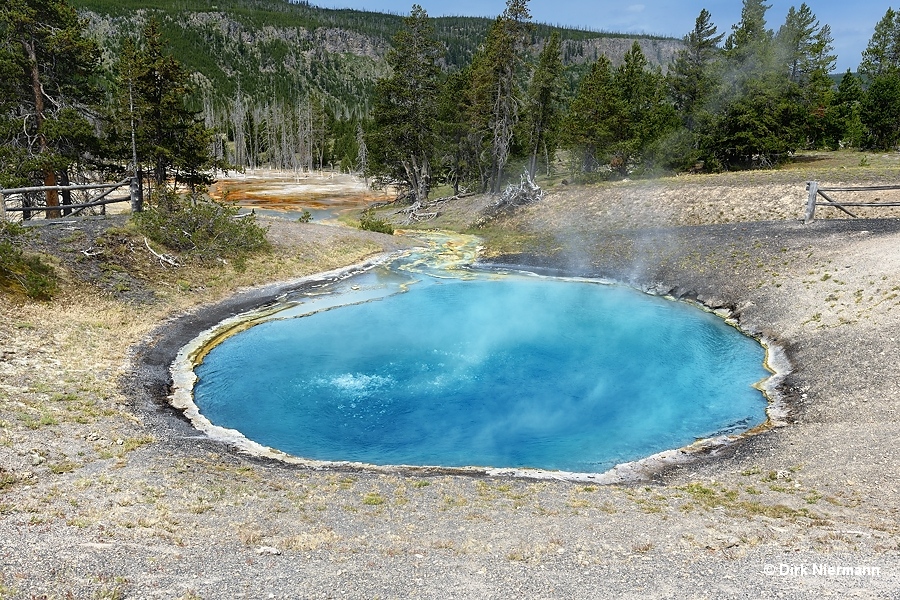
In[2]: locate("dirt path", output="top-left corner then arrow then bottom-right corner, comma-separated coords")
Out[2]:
1,173 -> 899,598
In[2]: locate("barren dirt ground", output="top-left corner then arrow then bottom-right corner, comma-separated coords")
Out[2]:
2,158 -> 900,599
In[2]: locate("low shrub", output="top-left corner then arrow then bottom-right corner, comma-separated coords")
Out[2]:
359,210 -> 394,235
0,222 -> 57,300
134,191 -> 269,261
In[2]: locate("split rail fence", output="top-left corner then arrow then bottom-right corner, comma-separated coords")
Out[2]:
804,181 -> 900,223
0,177 -> 143,222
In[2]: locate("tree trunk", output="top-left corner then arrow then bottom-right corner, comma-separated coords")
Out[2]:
528,122 -> 543,179
22,39 -> 60,218
42,172 -> 60,219
527,153 -> 538,180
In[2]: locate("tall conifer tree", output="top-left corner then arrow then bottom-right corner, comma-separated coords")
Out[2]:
859,8 -> 900,77
366,4 -> 441,203
0,0 -> 100,216
466,0 -> 532,193
524,32 -> 562,178
561,55 -> 621,174
118,20 -> 222,196
668,9 -> 724,131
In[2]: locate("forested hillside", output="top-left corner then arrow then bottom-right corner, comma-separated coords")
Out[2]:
71,0 -> 681,172
76,0 -> 680,117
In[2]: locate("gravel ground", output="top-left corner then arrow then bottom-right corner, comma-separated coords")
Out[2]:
1,179 -> 899,599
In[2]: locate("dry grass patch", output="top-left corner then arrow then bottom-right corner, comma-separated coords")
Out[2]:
282,528 -> 341,551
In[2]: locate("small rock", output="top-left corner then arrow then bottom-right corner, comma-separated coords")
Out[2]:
116,439 -> 124,446
255,546 -> 281,556
31,454 -> 45,466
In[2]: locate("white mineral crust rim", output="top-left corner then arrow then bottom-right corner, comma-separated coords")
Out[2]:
169,265 -> 791,482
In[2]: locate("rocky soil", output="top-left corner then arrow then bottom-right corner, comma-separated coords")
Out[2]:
1,168 -> 899,599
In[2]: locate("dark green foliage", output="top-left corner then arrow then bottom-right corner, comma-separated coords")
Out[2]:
776,3 -> 835,85
358,210 -> 394,235
662,10 -> 724,171
858,8 -> 900,78
366,5 -> 441,202
668,9 -> 723,131
860,73 -> 900,149
0,0 -> 103,197
854,9 -> 900,150
824,70 -> 864,148
0,222 -> 57,300
562,43 -> 675,177
332,117 -> 364,174
702,76 -> 805,168
562,56 -> 619,176
724,0 -> 775,72
116,19 -> 226,192
466,0 -> 533,193
613,43 -> 678,175
670,1 -> 838,170
523,32 -> 563,178
774,3 -> 836,149
134,193 -> 270,261
435,69 -> 474,194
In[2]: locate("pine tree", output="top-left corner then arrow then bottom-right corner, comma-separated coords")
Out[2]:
668,9 -> 724,131
775,4 -> 836,148
611,42 -> 677,175
776,3 -> 835,84
0,0 -> 100,216
701,0 -> 811,168
859,8 -> 900,77
561,55 -> 621,174
466,0 -> 532,193
366,4 -> 442,203
436,69 -> 475,195
724,0 -> 775,79
847,9 -> 900,150
824,70 -> 864,148
119,20 -> 223,196
523,32 -> 563,178
861,73 -> 900,149
562,43 -> 675,177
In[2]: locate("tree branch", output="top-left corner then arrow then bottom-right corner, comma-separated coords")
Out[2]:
144,237 -> 179,267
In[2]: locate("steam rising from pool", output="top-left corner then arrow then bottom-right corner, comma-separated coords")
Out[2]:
190,241 -> 769,474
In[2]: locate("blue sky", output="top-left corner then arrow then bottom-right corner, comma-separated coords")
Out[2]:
311,0 -> 887,72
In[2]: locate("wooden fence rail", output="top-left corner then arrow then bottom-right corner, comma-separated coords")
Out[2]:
805,181 -> 900,223
0,177 -> 142,221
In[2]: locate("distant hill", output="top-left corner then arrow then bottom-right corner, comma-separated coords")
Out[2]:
75,0 -> 682,118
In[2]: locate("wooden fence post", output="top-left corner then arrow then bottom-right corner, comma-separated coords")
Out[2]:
129,176 -> 143,213
804,181 -> 818,224
0,192 -> 5,221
